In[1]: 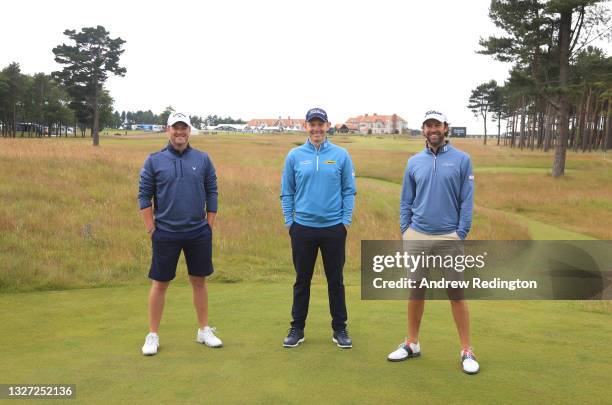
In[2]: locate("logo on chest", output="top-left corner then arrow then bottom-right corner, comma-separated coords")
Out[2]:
300,160 -> 312,165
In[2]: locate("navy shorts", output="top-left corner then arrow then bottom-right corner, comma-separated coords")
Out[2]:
149,224 -> 214,282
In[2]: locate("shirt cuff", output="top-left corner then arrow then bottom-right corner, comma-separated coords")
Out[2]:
139,200 -> 152,210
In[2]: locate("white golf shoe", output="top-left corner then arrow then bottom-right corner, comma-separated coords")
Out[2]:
461,349 -> 480,374
196,326 -> 223,348
387,341 -> 421,362
142,332 -> 159,356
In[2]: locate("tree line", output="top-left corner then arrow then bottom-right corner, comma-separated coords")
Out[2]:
0,66 -> 246,139
0,25 -> 245,144
0,62 -> 118,138
0,26 -> 125,145
468,0 -> 611,177
117,108 -> 245,128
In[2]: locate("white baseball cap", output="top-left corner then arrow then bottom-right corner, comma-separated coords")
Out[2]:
167,112 -> 192,128
422,110 -> 448,125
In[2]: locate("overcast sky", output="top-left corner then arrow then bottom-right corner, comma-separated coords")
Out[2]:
3,0 -> 611,132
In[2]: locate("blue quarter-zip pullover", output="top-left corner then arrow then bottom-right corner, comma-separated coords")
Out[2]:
400,143 -> 474,239
281,138 -> 356,228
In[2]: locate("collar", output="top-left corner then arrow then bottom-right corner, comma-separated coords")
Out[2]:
166,142 -> 191,156
306,137 -> 329,151
425,140 -> 450,155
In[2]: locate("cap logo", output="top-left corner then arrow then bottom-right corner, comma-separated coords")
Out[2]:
306,108 -> 328,121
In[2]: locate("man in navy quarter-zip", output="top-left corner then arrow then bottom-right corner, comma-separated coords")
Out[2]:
387,110 -> 480,375
280,107 -> 356,349
138,112 -> 222,356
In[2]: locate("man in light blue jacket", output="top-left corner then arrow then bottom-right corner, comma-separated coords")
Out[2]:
387,110 -> 480,375
280,107 -> 356,349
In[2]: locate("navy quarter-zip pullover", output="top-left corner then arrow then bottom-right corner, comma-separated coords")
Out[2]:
138,143 -> 218,232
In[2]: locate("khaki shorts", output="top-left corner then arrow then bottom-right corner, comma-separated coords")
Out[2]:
402,227 -> 461,241
402,227 -> 464,300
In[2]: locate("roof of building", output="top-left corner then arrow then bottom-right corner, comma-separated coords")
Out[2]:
335,123 -> 359,130
346,113 -> 407,124
247,118 -> 305,127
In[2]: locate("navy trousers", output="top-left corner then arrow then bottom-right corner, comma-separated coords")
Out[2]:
289,222 -> 348,331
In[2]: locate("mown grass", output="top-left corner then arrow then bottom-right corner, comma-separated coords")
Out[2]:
1,283 -> 611,404
0,134 -> 609,292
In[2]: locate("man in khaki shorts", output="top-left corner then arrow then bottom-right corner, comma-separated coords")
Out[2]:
386,110 -> 479,375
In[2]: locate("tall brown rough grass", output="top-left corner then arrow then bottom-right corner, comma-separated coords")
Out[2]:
0,134 -> 609,292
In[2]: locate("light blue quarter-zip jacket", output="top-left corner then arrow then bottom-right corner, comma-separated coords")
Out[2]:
280,138 -> 356,228
400,143 -> 474,239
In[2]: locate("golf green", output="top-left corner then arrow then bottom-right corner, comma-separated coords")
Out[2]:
1,281 -> 610,403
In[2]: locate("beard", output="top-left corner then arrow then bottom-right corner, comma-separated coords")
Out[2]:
426,132 -> 445,146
